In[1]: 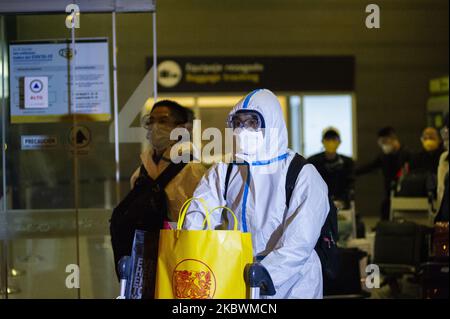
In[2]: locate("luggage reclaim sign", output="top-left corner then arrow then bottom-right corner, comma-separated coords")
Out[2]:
150,56 -> 355,93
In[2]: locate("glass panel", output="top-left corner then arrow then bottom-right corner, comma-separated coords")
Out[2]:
6,210 -> 79,298
2,13 -> 80,299
0,8 -> 158,298
0,15 -> 6,299
96,12 -> 154,298
288,95 -> 302,154
115,12 -> 154,200
302,95 -> 354,158
64,14 -> 118,298
0,11 -> 138,298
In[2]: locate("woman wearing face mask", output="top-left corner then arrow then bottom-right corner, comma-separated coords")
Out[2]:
130,100 -> 207,222
356,126 -> 411,221
409,127 -> 445,174
308,127 -> 355,209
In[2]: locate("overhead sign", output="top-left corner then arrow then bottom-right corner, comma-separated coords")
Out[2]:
21,135 -> 57,150
429,76 -> 449,95
24,76 -> 48,109
148,56 -> 355,93
9,38 -> 111,124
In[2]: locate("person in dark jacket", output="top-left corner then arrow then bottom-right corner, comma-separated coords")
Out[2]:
308,127 -> 355,208
356,126 -> 411,220
409,127 -> 444,174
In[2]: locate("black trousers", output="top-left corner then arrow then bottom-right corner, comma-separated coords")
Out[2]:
381,197 -> 391,221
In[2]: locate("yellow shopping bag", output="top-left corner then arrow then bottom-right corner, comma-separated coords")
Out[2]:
155,198 -> 253,299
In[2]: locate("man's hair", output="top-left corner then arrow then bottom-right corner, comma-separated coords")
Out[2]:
151,99 -> 194,124
377,126 -> 397,138
444,112 -> 449,128
322,128 -> 340,140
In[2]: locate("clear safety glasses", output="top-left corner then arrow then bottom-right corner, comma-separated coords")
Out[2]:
227,111 -> 264,130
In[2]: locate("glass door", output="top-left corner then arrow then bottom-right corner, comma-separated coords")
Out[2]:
0,12 -> 80,299
0,6 -> 159,298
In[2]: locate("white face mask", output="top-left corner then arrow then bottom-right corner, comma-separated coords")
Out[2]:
381,144 -> 394,154
234,128 -> 264,156
147,123 -> 174,151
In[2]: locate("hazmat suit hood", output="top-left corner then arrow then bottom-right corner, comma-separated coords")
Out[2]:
228,89 -> 288,163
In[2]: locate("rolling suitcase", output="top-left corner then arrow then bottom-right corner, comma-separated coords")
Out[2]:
323,247 -> 369,298
374,220 -> 429,271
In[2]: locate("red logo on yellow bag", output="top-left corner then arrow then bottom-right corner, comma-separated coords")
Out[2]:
172,259 -> 216,299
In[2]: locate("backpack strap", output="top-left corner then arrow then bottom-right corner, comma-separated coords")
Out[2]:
223,163 -> 233,202
138,164 -> 150,179
223,154 -> 307,207
134,160 -> 188,189
285,153 -> 308,207
132,164 -> 153,188
154,161 -> 188,190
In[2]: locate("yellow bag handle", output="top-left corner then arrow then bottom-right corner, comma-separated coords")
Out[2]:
202,206 -> 239,231
177,197 -> 211,230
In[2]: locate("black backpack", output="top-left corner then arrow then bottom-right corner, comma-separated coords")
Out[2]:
224,153 -> 339,280
109,162 -> 186,280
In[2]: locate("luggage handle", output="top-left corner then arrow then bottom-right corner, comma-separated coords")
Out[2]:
203,206 -> 239,231
177,197 -> 211,230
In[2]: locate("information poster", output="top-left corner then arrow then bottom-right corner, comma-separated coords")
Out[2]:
9,38 -> 111,123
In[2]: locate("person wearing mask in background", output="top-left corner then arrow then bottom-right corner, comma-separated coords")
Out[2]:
409,127 -> 444,174
184,89 -> 330,299
130,100 -> 207,222
308,127 -> 355,209
436,113 -> 449,222
356,126 -> 411,221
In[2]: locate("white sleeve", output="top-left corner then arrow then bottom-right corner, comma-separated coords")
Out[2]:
437,151 -> 449,209
182,163 -> 227,230
260,164 -> 330,289
165,163 -> 207,222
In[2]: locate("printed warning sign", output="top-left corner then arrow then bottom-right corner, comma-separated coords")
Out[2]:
21,135 -> 57,150
68,125 -> 91,155
24,76 -> 48,109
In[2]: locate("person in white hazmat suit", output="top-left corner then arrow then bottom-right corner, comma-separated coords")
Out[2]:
183,89 -> 330,299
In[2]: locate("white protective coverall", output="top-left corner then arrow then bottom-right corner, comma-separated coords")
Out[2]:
184,89 -> 330,299
130,145 -> 207,222
437,151 -> 449,211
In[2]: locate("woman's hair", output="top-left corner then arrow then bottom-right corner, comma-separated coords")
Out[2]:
141,99 -> 194,129
151,99 -> 193,124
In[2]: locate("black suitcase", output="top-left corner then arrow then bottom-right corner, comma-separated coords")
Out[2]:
323,247 -> 369,298
395,172 -> 436,198
374,221 -> 429,272
419,262 -> 449,299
